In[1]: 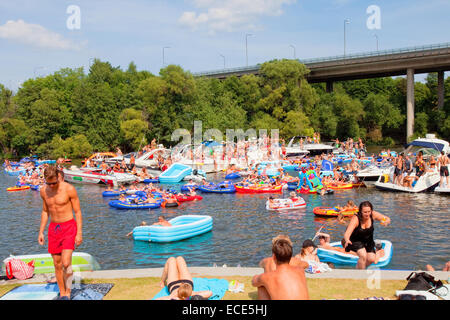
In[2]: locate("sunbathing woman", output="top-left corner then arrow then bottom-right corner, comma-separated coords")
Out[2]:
156,256 -> 213,300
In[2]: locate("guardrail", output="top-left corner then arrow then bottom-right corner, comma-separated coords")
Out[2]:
194,42 -> 450,77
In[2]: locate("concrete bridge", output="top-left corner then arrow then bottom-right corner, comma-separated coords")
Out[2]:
194,43 -> 450,141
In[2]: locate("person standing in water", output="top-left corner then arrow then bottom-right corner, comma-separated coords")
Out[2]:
342,201 -> 390,269
38,166 -> 83,300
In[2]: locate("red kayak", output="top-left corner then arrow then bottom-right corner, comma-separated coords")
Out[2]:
235,185 -> 283,194
176,195 -> 203,202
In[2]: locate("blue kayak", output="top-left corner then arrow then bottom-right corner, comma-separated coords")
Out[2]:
198,183 -> 236,193
181,184 -> 199,192
143,178 -> 159,184
132,215 -> 213,242
225,172 -> 241,179
102,190 -> 126,197
108,199 -> 162,210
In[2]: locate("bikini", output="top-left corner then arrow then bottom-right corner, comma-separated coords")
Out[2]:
168,279 -> 194,294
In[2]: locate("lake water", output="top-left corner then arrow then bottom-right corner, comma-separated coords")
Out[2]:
0,171 -> 448,271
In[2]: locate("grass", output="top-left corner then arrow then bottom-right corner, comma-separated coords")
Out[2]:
0,276 -> 407,300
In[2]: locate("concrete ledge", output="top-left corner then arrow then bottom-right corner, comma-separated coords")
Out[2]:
1,268 -> 449,285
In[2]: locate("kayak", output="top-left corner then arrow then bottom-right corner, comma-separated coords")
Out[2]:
143,178 -> 159,184
102,190 -> 126,197
175,195 -> 203,202
324,182 -> 353,190
317,240 -> 393,268
108,199 -> 162,209
2,252 -> 100,274
180,184 -> 199,192
235,185 -> 283,194
313,206 -> 358,217
266,198 -> 306,211
132,215 -> 213,243
225,172 -> 241,179
7,186 -> 30,192
198,184 -> 236,194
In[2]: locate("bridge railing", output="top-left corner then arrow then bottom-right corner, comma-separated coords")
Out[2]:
193,42 -> 450,77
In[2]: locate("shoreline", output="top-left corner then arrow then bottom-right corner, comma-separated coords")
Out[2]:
2,267 -> 449,285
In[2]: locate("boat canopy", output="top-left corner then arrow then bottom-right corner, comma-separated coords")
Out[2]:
405,140 -> 446,152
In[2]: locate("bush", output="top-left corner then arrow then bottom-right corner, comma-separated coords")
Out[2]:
381,136 -> 395,147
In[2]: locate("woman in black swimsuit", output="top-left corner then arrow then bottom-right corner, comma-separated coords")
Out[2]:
342,201 -> 391,269
156,256 -> 212,300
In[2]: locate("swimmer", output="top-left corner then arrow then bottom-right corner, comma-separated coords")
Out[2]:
153,216 -> 172,227
126,221 -> 147,237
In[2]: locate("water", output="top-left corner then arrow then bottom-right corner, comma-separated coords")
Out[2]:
0,171 -> 448,271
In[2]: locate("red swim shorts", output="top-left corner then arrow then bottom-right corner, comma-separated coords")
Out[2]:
48,219 -> 77,254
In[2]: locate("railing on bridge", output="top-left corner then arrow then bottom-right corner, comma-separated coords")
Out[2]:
193,42 -> 450,77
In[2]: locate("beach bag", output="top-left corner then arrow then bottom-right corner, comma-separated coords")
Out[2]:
404,272 -> 443,292
5,258 -> 35,280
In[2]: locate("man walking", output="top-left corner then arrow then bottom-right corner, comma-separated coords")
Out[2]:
38,166 -> 83,300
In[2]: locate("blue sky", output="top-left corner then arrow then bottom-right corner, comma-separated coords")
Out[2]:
1,0 -> 449,91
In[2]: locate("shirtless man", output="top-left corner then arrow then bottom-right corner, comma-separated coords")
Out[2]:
152,216 -> 172,227
252,238 -> 309,300
38,166 -> 82,300
259,235 -> 308,272
438,151 -> 450,188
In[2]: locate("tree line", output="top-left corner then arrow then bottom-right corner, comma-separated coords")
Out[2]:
0,59 -> 448,159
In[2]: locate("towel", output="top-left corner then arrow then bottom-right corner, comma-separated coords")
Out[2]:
305,261 -> 333,274
0,283 -> 114,300
152,278 -> 229,300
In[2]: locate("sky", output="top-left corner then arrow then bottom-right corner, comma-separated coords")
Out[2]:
0,0 -> 449,91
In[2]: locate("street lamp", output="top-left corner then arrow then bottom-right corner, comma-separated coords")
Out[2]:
344,18 -> 350,57
163,46 -> 171,66
245,34 -> 253,67
290,44 -> 296,59
374,34 -> 379,51
219,54 -> 225,69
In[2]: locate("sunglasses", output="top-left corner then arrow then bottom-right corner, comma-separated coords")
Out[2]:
45,181 -> 59,186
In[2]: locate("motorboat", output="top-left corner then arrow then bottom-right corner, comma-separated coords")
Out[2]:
374,134 -> 448,193
286,136 -> 333,158
63,166 -> 137,187
356,164 -> 391,188
82,152 -> 117,167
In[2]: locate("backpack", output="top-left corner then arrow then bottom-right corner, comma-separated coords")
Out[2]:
4,258 -> 35,280
404,272 -> 443,292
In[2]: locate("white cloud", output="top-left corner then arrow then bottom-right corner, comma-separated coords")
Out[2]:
179,0 -> 297,34
0,19 -> 82,50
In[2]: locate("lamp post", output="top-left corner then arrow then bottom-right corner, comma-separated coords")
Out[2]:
374,34 -> 379,51
163,46 -> 170,66
344,19 -> 350,57
245,34 -> 253,67
290,44 -> 296,59
219,54 -> 225,69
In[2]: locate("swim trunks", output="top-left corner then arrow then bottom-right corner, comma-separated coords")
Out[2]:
48,219 -> 77,254
440,166 -> 449,177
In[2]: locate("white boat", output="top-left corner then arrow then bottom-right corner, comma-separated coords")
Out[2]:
374,134 -> 448,193
286,136 -> 332,158
357,164 -> 391,188
435,186 -> 450,194
63,167 -> 137,187
134,148 -> 171,169
374,168 -> 440,193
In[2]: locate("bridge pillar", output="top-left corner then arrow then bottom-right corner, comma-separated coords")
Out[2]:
438,71 -> 445,109
326,81 -> 334,93
406,68 -> 415,142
